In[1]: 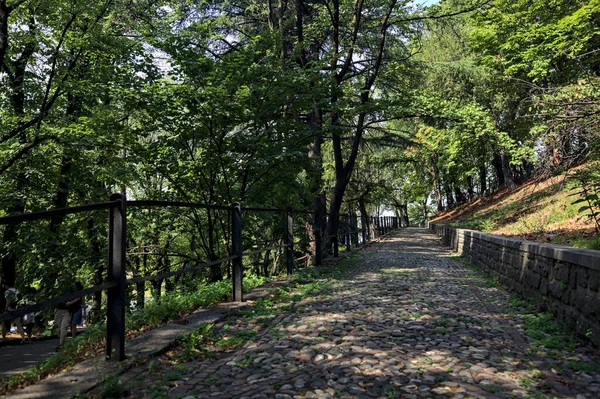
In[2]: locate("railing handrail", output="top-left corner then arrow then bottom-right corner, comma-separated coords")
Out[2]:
0,200 -> 121,225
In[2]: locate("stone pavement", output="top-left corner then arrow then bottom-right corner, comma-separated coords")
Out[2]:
106,228 -> 600,399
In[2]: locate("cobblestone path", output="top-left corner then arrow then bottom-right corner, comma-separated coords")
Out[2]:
118,228 -> 600,399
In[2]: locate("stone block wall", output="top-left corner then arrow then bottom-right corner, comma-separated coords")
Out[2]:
429,223 -> 600,346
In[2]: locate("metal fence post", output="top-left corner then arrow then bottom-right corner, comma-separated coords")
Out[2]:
314,210 -> 322,266
231,202 -> 243,302
107,193 -> 126,361
286,207 -> 294,275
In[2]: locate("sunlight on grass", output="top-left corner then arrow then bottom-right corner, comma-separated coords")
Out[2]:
379,268 -> 416,274
435,167 -> 599,250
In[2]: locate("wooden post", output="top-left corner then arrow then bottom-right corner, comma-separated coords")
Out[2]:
231,203 -> 243,302
107,193 -> 126,361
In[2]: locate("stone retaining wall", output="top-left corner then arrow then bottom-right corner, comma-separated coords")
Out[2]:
429,223 -> 600,345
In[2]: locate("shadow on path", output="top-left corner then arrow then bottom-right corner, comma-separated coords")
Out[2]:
8,228 -> 600,399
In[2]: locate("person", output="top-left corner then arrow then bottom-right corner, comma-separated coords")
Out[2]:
69,282 -> 84,338
54,274 -> 73,350
1,282 -> 25,343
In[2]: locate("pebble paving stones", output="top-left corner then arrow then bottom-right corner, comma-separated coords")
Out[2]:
116,228 -> 600,399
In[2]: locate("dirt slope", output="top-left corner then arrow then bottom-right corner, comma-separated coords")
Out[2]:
430,168 -> 599,250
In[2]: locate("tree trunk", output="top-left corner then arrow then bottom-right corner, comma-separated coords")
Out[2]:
262,249 -> 271,277
492,153 -> 504,189
1,31 -> 36,287
253,253 -> 261,276
350,208 -> 359,246
454,185 -> 467,204
359,197 -> 370,241
479,165 -> 487,196
467,176 -> 475,201
87,217 -> 104,323
0,2 -> 10,71
326,0 -> 394,251
421,199 -> 428,226
402,203 -> 409,227
445,183 -> 454,210
1,195 -> 24,287
501,149 -> 516,191
430,155 -> 443,212
151,279 -> 162,301
309,112 -> 326,257
326,183 -> 344,254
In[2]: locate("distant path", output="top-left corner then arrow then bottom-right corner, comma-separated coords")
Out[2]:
117,227 -> 600,399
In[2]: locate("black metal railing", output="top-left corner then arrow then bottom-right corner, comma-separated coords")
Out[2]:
0,194 -> 399,361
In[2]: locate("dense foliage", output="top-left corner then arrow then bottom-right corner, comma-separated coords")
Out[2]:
1,0 -> 598,313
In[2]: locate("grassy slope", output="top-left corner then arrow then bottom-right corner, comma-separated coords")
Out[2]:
430,167 -> 600,250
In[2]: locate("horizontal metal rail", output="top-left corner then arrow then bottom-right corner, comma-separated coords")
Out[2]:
0,199 -> 331,226
241,206 -> 314,215
0,201 -> 120,225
